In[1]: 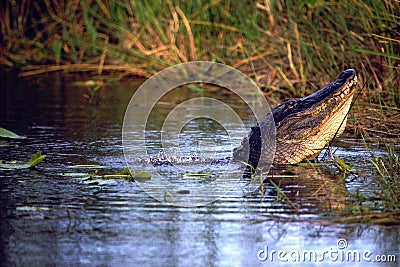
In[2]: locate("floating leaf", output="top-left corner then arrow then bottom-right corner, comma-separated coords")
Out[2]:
0,161 -> 30,170
62,173 -> 92,181
0,151 -> 46,170
118,167 -> 133,176
121,168 -> 135,182
134,171 -> 151,181
0,127 -> 26,139
103,174 -> 131,178
297,162 -> 324,167
102,168 -> 134,179
183,173 -> 212,178
27,151 -> 46,168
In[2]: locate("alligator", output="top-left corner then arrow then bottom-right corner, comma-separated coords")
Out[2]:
233,69 -> 358,166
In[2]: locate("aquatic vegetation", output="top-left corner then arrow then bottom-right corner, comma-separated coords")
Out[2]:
133,170 -> 152,181
325,146 -> 399,223
0,127 -> 26,139
246,146 -> 399,224
370,145 -> 399,211
183,173 -> 212,178
0,128 -> 46,169
0,151 -> 46,170
63,166 -> 152,184
0,127 -> 26,147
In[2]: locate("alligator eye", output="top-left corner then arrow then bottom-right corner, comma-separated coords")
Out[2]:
285,99 -> 297,108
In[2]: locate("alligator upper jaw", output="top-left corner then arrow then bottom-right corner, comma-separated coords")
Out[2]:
303,69 -> 358,116
274,69 -> 358,125
306,69 -> 357,102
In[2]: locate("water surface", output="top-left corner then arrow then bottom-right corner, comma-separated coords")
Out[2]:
1,70 -> 398,266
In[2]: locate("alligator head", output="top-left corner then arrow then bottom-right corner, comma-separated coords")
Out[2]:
233,69 -> 358,166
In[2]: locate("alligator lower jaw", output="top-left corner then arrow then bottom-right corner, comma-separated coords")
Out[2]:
272,94 -> 354,165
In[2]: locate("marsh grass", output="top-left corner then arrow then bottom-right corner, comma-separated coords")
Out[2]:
253,152 -> 399,223
370,145 -> 399,209
1,1 -> 398,136
1,1 -> 398,96
2,1 -> 398,116
325,143 -> 400,223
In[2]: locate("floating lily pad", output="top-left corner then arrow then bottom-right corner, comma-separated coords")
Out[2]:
134,171 -> 151,181
0,160 -> 29,170
64,167 -> 135,185
0,127 -> 26,139
0,151 -> 46,170
65,170 -> 116,185
103,174 -> 132,178
27,151 -> 47,168
119,167 -> 133,176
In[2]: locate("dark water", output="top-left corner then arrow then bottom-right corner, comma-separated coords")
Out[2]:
1,70 -> 398,266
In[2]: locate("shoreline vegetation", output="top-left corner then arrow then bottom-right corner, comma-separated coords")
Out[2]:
2,1 -> 398,136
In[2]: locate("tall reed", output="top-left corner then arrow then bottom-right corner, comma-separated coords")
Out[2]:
1,0 -> 398,108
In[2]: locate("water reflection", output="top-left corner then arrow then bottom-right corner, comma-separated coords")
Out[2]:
263,165 -> 347,212
1,70 -> 398,266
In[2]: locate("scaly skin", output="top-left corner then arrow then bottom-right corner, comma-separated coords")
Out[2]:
233,69 -> 358,166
